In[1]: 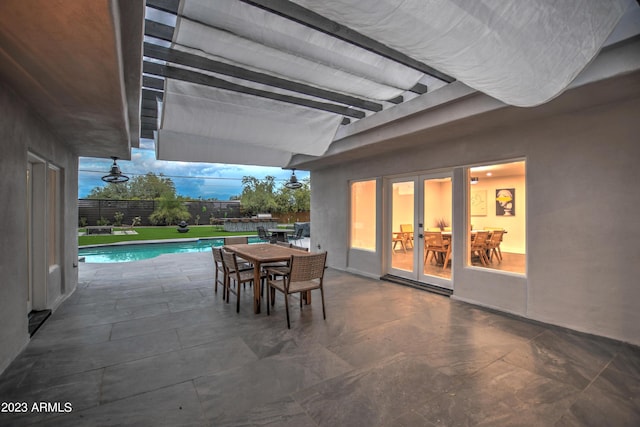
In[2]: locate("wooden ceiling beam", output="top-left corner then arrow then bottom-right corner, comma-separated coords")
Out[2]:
144,19 -> 174,42
143,75 -> 165,91
141,129 -> 155,139
143,60 -> 366,119
238,0 -> 454,83
409,83 -> 428,94
141,108 -> 158,118
141,98 -> 159,110
146,0 -> 180,15
144,42 -> 383,112
141,117 -> 158,127
142,88 -> 164,101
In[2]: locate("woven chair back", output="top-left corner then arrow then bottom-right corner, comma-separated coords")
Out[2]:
225,236 -> 248,245
221,250 -> 239,274
288,252 -> 327,283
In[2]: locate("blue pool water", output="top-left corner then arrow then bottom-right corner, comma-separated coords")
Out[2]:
79,237 -> 261,263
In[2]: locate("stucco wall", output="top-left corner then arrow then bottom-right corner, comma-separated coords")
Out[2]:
0,82 -> 79,373
310,89 -> 640,345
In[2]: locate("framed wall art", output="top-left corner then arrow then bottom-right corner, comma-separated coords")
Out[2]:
470,189 -> 487,216
496,188 -> 515,216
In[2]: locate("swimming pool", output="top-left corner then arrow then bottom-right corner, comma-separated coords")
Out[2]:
79,237 -> 261,263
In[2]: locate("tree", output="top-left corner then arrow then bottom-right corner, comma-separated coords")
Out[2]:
149,194 -> 191,225
239,175 -> 310,219
129,173 -> 176,199
86,172 -> 176,200
240,176 -> 278,215
87,181 -> 131,199
275,177 -> 310,214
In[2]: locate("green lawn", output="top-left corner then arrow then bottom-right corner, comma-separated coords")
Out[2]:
78,225 -> 257,246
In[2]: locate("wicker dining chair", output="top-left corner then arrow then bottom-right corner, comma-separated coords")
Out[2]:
486,229 -> 504,262
265,251 -> 328,328
264,245 -> 309,281
211,247 -> 226,299
221,249 -> 265,313
225,235 -> 249,245
288,227 -> 304,245
257,226 -> 277,243
470,231 -> 490,266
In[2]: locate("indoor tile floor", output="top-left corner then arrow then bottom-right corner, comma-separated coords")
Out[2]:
1,251 -> 638,426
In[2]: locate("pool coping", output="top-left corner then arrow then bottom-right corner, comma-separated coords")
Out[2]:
78,235 -> 254,249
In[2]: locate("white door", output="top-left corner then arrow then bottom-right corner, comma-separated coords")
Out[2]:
26,163 -> 33,313
27,154 -> 47,311
387,173 -> 453,290
418,174 -> 453,289
388,177 -> 417,280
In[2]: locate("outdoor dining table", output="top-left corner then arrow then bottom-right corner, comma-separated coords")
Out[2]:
268,229 -> 294,242
223,243 -> 310,313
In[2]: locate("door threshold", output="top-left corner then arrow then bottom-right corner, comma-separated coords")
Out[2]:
380,275 -> 452,297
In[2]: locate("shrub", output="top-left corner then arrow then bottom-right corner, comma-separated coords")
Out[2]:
149,195 -> 191,226
113,211 -> 124,226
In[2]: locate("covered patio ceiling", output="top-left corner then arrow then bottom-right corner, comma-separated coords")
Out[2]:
143,0 -> 635,168
0,0 -> 144,159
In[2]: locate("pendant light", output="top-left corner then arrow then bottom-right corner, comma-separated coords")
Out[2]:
285,169 -> 303,189
101,157 -> 129,183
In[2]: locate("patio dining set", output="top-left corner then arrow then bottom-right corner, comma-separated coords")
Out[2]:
212,235 -> 327,329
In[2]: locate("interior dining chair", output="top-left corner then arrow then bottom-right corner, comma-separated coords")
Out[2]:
392,232 -> 407,253
265,251 -> 328,329
424,231 -> 451,267
470,231 -> 490,266
400,224 -> 414,248
485,229 -> 504,262
221,249 -> 265,313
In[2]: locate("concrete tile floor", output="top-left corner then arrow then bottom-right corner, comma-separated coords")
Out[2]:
1,250 -> 639,426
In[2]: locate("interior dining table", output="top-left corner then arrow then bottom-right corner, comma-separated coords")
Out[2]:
223,243 -> 310,313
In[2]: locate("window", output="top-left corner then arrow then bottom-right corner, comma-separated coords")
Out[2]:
350,180 -> 376,251
468,160 -> 526,274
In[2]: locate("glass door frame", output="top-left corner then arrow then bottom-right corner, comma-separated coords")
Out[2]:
385,172 -> 454,289
418,172 -> 453,289
386,176 -> 419,281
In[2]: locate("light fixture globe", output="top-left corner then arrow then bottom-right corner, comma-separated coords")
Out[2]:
101,157 -> 129,183
285,169 -> 303,189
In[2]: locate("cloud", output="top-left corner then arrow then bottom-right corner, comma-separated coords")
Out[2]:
79,148 -> 309,200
